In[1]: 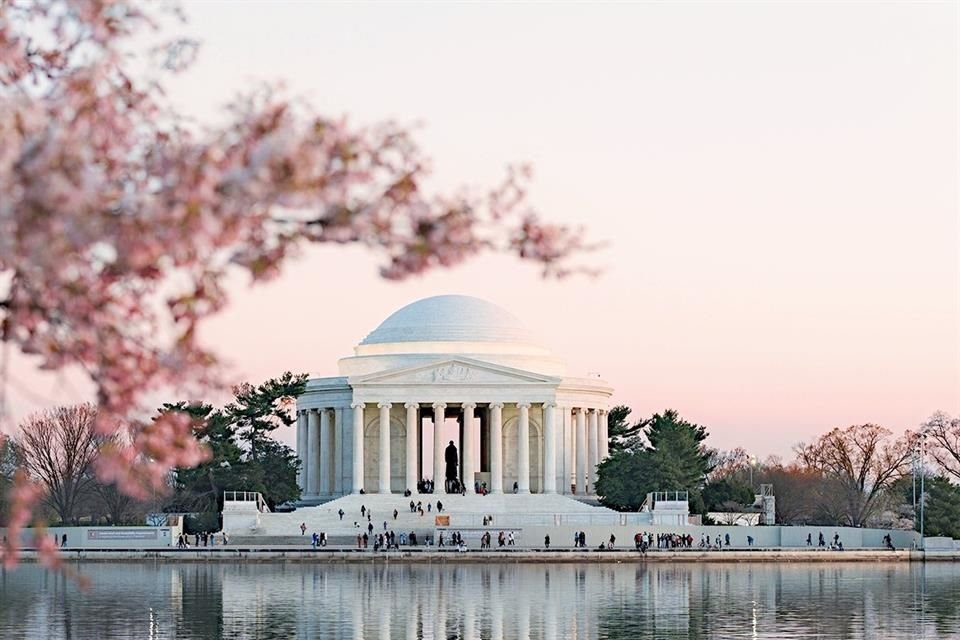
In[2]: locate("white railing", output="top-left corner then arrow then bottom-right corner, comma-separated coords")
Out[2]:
439,512 -> 654,528
223,491 -> 269,513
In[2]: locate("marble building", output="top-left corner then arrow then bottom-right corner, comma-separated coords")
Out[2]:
295,295 -> 613,501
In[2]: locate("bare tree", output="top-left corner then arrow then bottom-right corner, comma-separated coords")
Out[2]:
923,412 -> 960,482
13,405 -> 102,524
795,424 -> 913,527
91,481 -> 138,525
707,448 -> 751,483
0,438 -> 19,526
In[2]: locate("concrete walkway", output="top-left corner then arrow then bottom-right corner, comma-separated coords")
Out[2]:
18,547 -> 958,563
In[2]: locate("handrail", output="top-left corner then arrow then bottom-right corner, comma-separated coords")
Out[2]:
223,491 -> 270,513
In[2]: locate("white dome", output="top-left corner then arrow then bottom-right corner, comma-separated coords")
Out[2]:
360,295 -> 532,345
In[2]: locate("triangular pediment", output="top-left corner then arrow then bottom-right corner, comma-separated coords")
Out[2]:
350,357 -> 560,386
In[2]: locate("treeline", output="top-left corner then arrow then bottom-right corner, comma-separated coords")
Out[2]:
1,373 -> 306,532
597,407 -> 960,537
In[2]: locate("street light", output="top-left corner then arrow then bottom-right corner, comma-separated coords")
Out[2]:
919,433 -> 927,551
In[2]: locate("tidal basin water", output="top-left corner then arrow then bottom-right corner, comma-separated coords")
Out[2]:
2,562 -> 960,639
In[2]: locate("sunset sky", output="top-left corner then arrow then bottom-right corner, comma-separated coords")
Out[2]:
6,2 -> 958,459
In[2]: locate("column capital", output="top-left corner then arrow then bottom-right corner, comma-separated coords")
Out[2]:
462,402 -> 477,410
543,402 -> 557,409
378,401 -> 392,410
489,402 -> 504,410
587,407 -> 598,414
432,402 -> 447,411
517,402 -> 532,410
404,402 -> 418,410
309,407 -> 319,413
351,401 -> 365,410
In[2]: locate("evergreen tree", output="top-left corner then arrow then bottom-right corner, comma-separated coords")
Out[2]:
166,372 -> 307,524
606,405 -> 644,454
919,476 -> 960,539
227,372 -> 308,462
702,478 -> 755,512
595,409 -> 712,512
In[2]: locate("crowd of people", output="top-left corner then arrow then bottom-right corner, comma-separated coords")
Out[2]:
806,531 -> 845,550
176,531 -> 228,549
289,500 -> 883,555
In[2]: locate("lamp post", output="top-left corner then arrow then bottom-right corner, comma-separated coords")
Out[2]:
912,446 -> 917,525
919,433 -> 927,551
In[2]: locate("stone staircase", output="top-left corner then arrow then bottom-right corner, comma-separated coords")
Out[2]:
224,492 -> 626,541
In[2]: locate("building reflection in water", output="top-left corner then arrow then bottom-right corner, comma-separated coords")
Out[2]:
214,563 -> 956,640
3,562 -> 960,639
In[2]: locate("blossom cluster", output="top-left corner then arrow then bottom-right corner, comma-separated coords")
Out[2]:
0,0 -> 590,563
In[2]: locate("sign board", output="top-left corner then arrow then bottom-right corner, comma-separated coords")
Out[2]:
435,515 -> 450,527
87,529 -> 160,541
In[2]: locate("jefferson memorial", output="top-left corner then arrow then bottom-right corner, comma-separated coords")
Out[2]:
294,295 -> 613,501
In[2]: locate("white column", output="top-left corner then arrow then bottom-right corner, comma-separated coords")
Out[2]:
319,408 -> 333,495
378,402 -> 392,494
405,402 -> 418,493
562,406 -> 572,494
490,402 -> 504,494
543,402 -> 557,494
517,403 -> 530,494
588,408 -> 599,494
307,409 -> 320,496
462,403 -> 476,492
351,402 -> 364,494
575,408 -> 586,495
433,402 -> 446,493
334,407 -> 344,495
296,410 -> 307,494
600,409 -> 609,459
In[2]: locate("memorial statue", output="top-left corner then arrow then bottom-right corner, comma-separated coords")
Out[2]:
444,440 -> 459,491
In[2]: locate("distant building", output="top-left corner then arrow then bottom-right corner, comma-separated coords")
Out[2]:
294,295 -> 613,502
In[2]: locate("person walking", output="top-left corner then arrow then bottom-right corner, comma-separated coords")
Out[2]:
300,522 -> 306,536
609,534 -> 616,550
338,509 -> 344,521
544,534 -> 551,549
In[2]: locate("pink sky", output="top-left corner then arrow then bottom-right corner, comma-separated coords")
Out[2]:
6,2 -> 958,459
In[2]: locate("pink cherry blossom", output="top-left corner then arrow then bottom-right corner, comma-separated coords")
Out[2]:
0,0 -> 592,565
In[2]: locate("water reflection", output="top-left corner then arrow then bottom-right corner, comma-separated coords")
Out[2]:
1,562 -> 959,639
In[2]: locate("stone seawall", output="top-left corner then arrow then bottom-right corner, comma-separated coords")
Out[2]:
15,548 -> 960,563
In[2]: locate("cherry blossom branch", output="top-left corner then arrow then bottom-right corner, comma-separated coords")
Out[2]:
0,0 -> 596,567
